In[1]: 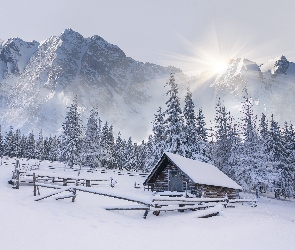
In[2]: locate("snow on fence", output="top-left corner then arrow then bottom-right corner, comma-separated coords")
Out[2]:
7,160 -> 257,219
9,168 -> 115,190
148,195 -> 228,217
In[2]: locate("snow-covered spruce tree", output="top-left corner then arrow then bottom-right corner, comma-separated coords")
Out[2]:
212,98 -> 233,173
227,123 -> 243,181
82,109 -> 101,168
183,87 -> 199,159
4,126 -> 14,157
43,137 -> 51,161
123,137 -> 134,171
48,136 -> 59,162
236,89 -> 269,192
100,122 -> 109,168
143,134 -> 155,172
100,122 -> 115,168
35,130 -> 44,161
108,125 -> 116,168
152,107 -> 166,165
14,129 -> 22,158
60,97 -> 82,168
0,125 -> 3,160
20,134 -> 27,159
259,113 -> 269,144
279,122 -> 295,198
135,140 -> 150,172
130,142 -> 141,171
196,108 -> 208,142
196,107 -> 210,162
26,131 -> 35,159
114,132 -> 125,170
163,73 -> 185,156
266,115 -> 293,198
267,115 -> 286,162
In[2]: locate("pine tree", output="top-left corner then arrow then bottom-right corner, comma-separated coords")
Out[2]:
43,137 -> 51,161
100,122 -> 115,168
48,136 -> 59,162
213,98 -> 233,173
124,137 -> 134,171
20,134 -> 27,159
237,89 -> 269,191
114,132 -> 125,170
4,126 -> 14,157
259,113 -> 268,142
163,73 -> 185,155
60,97 -> 82,168
280,122 -> 295,198
196,108 -> 208,141
135,140 -> 149,172
108,125 -> 116,168
13,129 -> 22,158
152,107 -> 166,165
183,88 -> 198,159
131,142 -> 141,171
82,109 -> 101,168
0,125 -> 3,161
143,134 -> 154,172
35,130 -> 44,161
195,108 -> 210,162
26,131 -> 35,159
268,115 -> 287,163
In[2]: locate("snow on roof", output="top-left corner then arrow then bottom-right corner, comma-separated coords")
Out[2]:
165,152 -> 242,190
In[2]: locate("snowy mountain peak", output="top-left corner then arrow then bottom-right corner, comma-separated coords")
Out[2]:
60,28 -> 85,42
213,57 -> 260,89
259,55 -> 289,75
0,29 -> 188,140
0,37 -> 39,77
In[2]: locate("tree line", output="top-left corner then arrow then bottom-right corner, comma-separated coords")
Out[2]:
0,73 -> 294,197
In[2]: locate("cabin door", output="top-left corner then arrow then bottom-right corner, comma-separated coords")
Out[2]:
168,170 -> 183,191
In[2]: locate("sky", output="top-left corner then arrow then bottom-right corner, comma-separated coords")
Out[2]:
1,0 -> 295,75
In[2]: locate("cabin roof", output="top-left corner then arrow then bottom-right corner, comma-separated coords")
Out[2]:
145,152 -> 242,190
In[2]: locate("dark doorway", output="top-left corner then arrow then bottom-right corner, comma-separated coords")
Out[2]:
168,170 -> 183,191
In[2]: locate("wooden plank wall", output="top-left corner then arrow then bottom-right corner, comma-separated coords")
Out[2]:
153,163 -> 196,192
151,161 -> 238,199
194,184 -> 237,199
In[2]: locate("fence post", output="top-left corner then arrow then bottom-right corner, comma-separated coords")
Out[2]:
33,173 -> 36,196
72,179 -> 78,202
63,178 -> 67,186
16,169 -> 20,189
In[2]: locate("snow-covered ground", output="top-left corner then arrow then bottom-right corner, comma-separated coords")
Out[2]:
1,158 -> 295,250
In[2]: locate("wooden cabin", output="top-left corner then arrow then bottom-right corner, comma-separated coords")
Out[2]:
143,152 -> 242,199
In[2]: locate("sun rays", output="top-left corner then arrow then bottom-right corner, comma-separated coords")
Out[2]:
157,23 -> 268,80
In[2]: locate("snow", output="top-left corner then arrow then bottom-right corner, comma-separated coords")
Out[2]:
1,157 -> 295,250
164,152 -> 242,190
194,204 -> 224,218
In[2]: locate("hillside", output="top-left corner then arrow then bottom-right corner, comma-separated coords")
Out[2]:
0,29 -> 191,140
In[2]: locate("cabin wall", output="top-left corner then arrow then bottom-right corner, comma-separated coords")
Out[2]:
153,164 -> 195,191
148,160 -> 239,199
194,184 -> 238,199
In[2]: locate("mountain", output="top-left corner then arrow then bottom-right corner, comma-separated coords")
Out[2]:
192,55 -> 295,126
0,29 -> 191,140
1,29 -> 294,140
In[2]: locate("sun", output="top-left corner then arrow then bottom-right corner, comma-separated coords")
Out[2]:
158,23 -> 255,78
210,59 -> 229,75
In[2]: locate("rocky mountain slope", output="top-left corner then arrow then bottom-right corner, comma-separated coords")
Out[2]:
0,29 -> 190,140
0,29 -> 294,140
192,55 -> 295,126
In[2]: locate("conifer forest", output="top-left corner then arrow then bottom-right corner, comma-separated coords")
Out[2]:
1,74 -> 294,198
